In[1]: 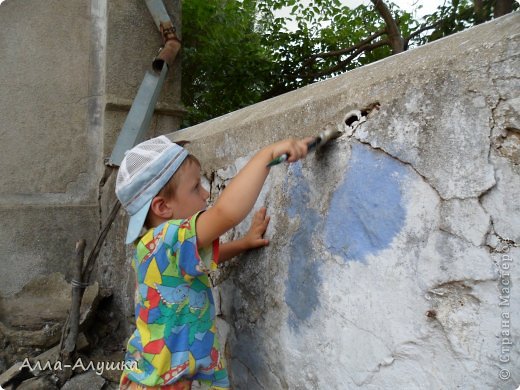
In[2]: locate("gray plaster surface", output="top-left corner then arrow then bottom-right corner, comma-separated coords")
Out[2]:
0,0 -> 104,297
0,0 -> 183,301
0,206 -> 99,297
0,0 -> 95,199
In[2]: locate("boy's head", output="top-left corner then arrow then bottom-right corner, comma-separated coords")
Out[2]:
147,153 -> 209,227
115,135 -> 195,244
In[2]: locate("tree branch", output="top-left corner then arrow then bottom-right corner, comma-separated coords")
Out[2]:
312,29 -> 385,61
299,29 -> 385,74
473,0 -> 485,24
494,0 -> 513,18
370,0 -> 404,53
403,20 -> 443,47
299,38 -> 389,79
58,239 -> 86,383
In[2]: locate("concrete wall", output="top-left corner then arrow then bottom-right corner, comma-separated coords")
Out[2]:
0,0 -> 99,297
0,0 -> 182,296
0,0 -> 183,369
170,13 -> 520,389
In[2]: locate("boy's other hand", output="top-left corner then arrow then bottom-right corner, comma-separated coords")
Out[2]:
243,207 -> 270,249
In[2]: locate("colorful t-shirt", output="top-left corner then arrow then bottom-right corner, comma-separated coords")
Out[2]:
122,212 -> 229,388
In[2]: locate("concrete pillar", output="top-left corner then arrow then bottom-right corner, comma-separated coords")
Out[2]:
0,0 -> 184,370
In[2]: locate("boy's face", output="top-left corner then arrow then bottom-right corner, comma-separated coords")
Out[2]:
169,160 -> 210,219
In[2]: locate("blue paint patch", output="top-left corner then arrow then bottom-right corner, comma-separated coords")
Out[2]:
324,143 -> 407,263
284,163 -> 321,330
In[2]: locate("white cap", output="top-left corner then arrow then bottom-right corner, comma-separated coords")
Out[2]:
115,136 -> 188,244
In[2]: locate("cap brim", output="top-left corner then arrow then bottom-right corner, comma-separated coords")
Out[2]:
125,198 -> 153,244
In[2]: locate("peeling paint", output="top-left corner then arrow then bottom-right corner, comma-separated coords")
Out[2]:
169,14 -> 520,390
284,163 -> 322,329
324,143 -> 408,262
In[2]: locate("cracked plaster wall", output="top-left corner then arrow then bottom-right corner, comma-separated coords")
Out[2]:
170,14 -> 520,389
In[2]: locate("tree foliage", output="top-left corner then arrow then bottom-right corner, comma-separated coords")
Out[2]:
181,0 -> 517,127
181,0 -> 273,126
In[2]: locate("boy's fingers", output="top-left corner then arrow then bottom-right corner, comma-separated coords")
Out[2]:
302,137 -> 308,156
259,217 -> 268,229
260,222 -> 268,232
288,147 -> 301,162
287,139 -> 311,161
257,238 -> 269,246
298,143 -> 307,157
253,209 -> 263,221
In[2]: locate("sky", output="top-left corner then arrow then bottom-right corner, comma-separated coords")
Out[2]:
271,0 -> 447,32
275,0 -> 446,23
353,0 -> 445,19
0,0 -> 445,16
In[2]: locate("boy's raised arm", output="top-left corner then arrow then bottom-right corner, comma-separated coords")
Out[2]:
196,138 -> 312,248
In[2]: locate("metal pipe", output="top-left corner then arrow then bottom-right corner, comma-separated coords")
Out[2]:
144,0 -> 171,30
107,0 -> 180,166
145,0 -> 182,72
152,23 -> 181,72
108,64 -> 169,166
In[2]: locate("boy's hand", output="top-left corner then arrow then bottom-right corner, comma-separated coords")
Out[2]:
243,207 -> 270,249
197,137 -> 311,250
270,137 -> 315,163
217,207 -> 270,262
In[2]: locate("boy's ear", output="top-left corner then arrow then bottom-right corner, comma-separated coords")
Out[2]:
150,196 -> 174,219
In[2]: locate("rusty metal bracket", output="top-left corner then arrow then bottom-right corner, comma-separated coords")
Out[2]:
145,0 -> 182,72
152,22 -> 181,72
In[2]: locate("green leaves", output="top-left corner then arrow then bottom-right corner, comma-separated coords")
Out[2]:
181,0 -> 517,127
181,0 -> 273,126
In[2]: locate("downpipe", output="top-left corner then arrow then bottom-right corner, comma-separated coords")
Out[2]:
153,22 -> 181,72
145,0 -> 181,72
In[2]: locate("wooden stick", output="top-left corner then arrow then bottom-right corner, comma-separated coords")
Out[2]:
58,239 -> 86,382
82,200 -> 121,284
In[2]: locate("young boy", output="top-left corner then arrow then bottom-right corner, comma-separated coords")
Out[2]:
115,135 -> 311,389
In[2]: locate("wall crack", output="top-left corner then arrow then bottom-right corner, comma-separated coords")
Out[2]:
349,129 -> 445,201
234,357 -> 266,390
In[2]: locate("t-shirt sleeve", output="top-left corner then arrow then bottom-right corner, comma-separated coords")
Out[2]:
176,211 -> 219,279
